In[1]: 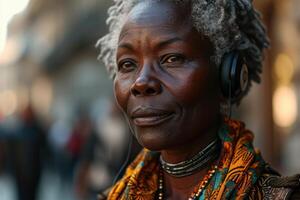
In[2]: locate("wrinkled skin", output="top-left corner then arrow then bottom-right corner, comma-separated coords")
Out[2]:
114,1 -> 222,199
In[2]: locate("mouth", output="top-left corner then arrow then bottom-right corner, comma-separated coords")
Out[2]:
131,107 -> 175,127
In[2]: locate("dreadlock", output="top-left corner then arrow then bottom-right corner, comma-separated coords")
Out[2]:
96,0 -> 269,102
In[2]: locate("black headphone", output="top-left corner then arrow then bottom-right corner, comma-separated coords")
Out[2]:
220,52 -> 249,103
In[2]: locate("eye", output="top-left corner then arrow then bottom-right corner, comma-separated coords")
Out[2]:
161,54 -> 185,66
166,56 -> 183,63
118,59 -> 137,72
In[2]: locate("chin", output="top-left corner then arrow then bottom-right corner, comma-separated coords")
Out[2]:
133,126 -> 173,151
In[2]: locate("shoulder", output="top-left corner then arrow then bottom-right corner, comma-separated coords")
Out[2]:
97,149 -> 159,200
249,173 -> 300,200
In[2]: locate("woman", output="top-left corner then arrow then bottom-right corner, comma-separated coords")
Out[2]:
96,0 -> 300,199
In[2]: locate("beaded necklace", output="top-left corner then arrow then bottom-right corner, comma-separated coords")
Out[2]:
157,165 -> 218,200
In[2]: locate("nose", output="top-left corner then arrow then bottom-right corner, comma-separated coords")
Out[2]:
130,74 -> 162,97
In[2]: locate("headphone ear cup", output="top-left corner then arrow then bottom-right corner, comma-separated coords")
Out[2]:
220,52 -> 235,98
220,52 -> 248,101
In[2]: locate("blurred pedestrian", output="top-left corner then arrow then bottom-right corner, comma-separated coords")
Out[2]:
9,104 -> 47,200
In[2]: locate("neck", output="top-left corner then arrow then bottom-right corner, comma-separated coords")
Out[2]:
162,154 -> 220,199
160,117 -> 221,164
159,117 -> 222,199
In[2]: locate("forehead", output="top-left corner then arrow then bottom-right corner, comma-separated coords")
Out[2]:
117,1 -> 213,56
120,1 -> 191,36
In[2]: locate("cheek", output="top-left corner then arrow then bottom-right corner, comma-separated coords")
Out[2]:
113,77 -> 132,113
174,67 -> 213,104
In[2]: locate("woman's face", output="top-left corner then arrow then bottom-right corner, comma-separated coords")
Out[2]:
114,1 -> 220,151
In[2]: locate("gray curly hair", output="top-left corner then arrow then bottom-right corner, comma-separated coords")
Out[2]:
96,0 -> 269,100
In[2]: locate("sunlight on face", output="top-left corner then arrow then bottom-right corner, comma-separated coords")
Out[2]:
0,0 -> 29,53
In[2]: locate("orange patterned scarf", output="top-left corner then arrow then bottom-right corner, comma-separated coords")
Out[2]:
107,119 -> 268,200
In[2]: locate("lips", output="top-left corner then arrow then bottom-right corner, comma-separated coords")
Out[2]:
131,107 -> 175,127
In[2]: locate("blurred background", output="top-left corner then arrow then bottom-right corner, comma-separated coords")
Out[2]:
0,0 -> 299,200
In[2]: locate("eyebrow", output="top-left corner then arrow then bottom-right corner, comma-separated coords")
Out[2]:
118,37 -> 184,52
118,43 -> 135,52
155,37 -> 184,49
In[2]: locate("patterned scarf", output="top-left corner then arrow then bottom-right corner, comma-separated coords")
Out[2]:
107,119 -> 268,200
